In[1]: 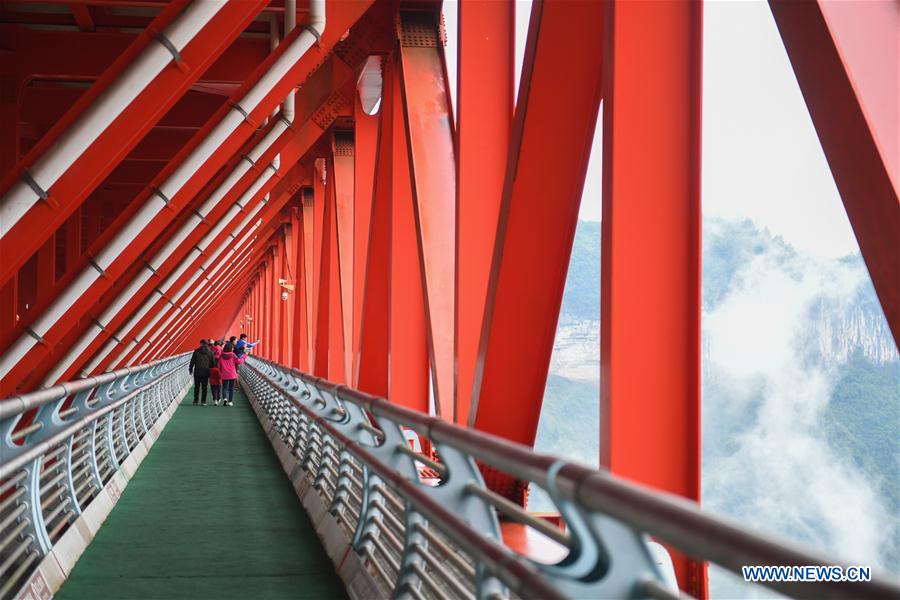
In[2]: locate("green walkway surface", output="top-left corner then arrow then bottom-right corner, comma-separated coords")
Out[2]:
56,387 -> 347,600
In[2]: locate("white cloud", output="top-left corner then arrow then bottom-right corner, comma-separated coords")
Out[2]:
703,238 -> 893,597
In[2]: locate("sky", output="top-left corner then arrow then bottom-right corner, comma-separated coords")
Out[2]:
442,0 -> 862,260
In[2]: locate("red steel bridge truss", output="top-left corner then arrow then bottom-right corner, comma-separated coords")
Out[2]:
0,1 -> 897,598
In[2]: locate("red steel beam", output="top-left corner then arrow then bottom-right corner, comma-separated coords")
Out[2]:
0,2 -> 373,394
127,167 -> 309,366
326,162 -> 347,383
397,9 -> 455,419
0,0 -> 269,285
389,58 -> 428,413
150,223 -> 283,358
332,131 -> 355,382
770,0 -> 900,347
291,198 -> 311,371
352,95 -> 378,384
80,78 -> 356,378
600,1 -> 705,596
356,58 -> 395,397
471,0 -> 602,444
302,182 -> 316,366
313,167 -> 332,378
455,0 -> 513,426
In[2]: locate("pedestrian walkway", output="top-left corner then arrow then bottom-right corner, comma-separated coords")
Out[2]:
55,387 -> 347,600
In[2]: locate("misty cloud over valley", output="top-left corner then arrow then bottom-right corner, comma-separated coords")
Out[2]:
531,217 -> 899,597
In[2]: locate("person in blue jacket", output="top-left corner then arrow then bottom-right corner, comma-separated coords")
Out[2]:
234,333 -> 259,358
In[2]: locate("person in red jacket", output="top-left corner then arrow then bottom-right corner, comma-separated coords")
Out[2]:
216,342 -> 245,406
209,360 -> 223,406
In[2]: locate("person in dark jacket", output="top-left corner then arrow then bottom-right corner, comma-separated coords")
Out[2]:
188,339 -> 214,406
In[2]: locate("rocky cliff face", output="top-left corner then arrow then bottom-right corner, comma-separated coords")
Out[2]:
549,218 -> 898,385
812,301 -> 897,365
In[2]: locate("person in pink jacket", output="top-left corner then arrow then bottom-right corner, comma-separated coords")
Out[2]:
216,342 -> 245,406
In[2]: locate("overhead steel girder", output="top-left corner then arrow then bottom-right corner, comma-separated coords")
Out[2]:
137,166 -> 310,363
70,55 -> 360,381
0,26 -> 269,84
455,0 -> 514,426
32,114 -> 289,385
396,9 -> 456,420
124,165 -> 311,368
600,1 -> 705,596
770,0 -> 900,347
470,0 -> 602,446
0,0 -> 269,285
148,224 -> 283,360
0,0 -> 374,396
165,241 -> 278,358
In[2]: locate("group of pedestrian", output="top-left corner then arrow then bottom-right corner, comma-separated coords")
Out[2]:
188,334 -> 260,406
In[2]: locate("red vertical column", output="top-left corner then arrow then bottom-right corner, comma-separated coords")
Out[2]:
326,169 -> 346,384
313,192 -> 332,378
357,59 -> 394,397
600,1 -> 705,596
397,10 -> 456,419
311,164 -> 327,371
389,59 -> 428,413
352,97 -> 378,385
455,0 -> 514,425
265,253 -> 275,359
332,133 -> 355,383
293,201 -> 311,371
283,218 -> 297,367
272,234 -> 284,363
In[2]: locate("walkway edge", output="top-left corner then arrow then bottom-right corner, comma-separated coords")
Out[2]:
240,381 -> 382,600
14,382 -> 191,600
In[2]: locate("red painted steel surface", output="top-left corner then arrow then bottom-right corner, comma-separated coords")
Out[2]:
770,0 -> 900,346
397,9 -> 456,419
600,1 -> 705,595
356,59 -> 394,398
0,1 -> 269,285
389,60 -> 429,413
351,98 -> 378,386
3,4 -> 896,593
470,0 -> 602,446
332,131 -> 356,381
455,0 -> 513,427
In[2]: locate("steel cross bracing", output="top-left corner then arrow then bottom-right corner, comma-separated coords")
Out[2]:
1,1 -> 897,598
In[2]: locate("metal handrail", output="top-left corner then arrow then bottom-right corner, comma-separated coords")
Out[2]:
244,355 -> 900,600
0,354 -> 190,599
0,353 -> 190,421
